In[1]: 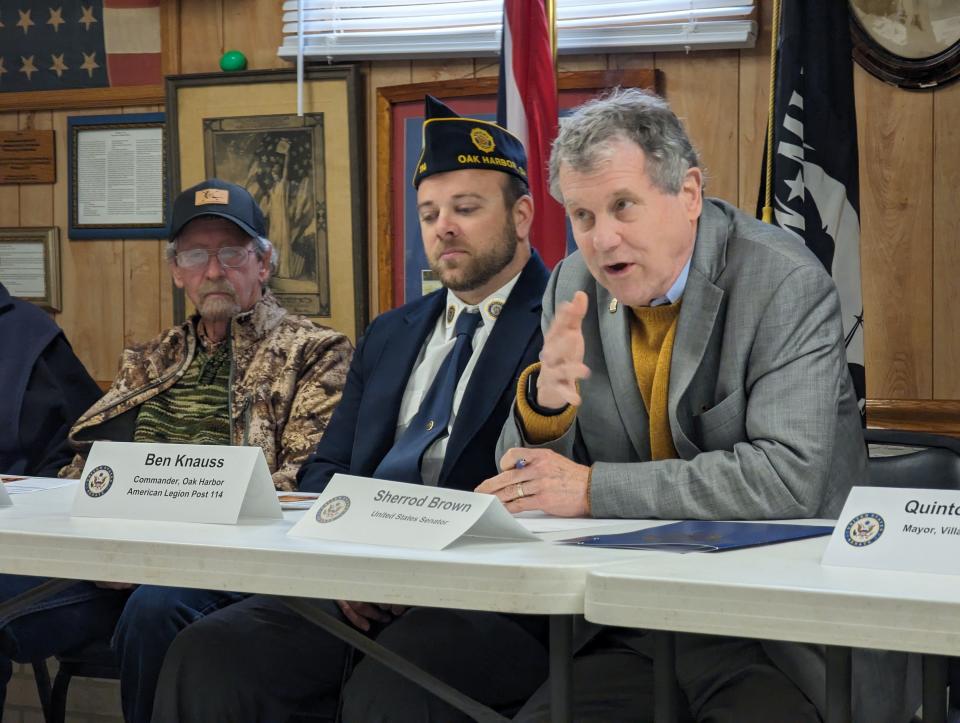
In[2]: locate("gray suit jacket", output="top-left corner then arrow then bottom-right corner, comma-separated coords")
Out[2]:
499,199 -> 918,722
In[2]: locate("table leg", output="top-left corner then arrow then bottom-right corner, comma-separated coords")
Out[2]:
923,654 -> 948,723
549,615 -> 573,723
825,646 -> 851,723
279,596 -> 509,723
0,578 -> 78,620
653,631 -> 678,723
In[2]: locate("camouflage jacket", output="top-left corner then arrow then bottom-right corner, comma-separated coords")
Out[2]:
60,290 -> 352,490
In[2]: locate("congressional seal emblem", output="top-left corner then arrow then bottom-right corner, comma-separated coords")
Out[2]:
84,465 -> 114,498
844,512 -> 885,547
316,495 -> 351,524
470,127 -> 495,153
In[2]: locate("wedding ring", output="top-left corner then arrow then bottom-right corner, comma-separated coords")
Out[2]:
516,482 -> 525,499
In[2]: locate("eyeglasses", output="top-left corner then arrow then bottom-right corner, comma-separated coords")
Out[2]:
174,246 -> 253,269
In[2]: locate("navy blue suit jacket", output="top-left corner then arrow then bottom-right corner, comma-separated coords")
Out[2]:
297,252 -> 549,492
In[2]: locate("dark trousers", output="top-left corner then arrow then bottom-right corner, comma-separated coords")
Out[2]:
112,585 -> 247,723
0,575 -> 126,721
514,630 -> 822,723
153,594 -> 549,723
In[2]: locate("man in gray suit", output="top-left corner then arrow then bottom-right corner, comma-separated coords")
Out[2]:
479,89 -> 916,722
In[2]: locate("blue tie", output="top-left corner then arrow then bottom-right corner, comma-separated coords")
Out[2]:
374,309 -> 483,484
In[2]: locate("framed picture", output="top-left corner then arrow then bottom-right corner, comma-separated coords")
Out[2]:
68,113 -> 168,239
166,67 -> 367,341
0,1 -> 178,112
375,68 -> 662,311
849,0 -> 960,89
0,227 -> 62,311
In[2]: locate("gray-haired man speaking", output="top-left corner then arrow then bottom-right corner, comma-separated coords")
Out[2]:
480,89 -> 916,722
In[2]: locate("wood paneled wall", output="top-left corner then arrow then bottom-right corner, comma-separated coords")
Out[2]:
0,0 -> 957,404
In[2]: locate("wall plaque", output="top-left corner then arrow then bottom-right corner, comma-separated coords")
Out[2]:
0,131 -> 56,184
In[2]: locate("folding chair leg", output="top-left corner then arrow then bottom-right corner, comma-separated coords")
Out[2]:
50,666 -> 73,723
30,660 -> 53,722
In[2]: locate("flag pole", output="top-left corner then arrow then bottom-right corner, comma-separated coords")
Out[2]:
762,0 -> 782,224
546,0 -> 558,75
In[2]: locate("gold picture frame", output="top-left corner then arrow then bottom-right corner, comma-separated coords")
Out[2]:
0,227 -> 62,311
165,67 -> 367,341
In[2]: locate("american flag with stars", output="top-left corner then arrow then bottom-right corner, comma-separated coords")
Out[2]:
0,1 -> 162,93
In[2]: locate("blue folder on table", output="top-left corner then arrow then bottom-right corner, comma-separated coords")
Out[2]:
561,520 -> 834,553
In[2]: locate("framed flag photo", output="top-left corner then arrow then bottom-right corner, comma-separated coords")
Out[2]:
375,68 -> 662,313
0,1 -> 178,112
849,0 -> 960,89
166,67 -> 368,342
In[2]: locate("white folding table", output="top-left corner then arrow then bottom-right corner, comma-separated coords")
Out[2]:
0,483 -> 645,722
586,532 -> 960,723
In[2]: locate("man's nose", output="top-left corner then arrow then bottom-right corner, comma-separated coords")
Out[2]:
591,216 -> 621,253
434,210 -> 459,240
203,252 -> 226,279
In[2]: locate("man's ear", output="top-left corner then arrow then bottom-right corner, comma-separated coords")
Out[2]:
681,167 -> 703,221
257,246 -> 272,284
169,259 -> 185,289
512,194 -> 535,241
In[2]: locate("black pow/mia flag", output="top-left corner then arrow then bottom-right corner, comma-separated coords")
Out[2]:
758,0 -> 866,419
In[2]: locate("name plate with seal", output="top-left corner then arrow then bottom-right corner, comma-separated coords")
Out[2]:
289,474 -> 539,550
71,441 -> 281,524
823,486 -> 960,575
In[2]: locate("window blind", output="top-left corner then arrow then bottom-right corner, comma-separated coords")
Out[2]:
278,0 -> 757,61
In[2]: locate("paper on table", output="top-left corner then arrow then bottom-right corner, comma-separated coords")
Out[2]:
2,477 -> 78,495
513,511 -> 639,534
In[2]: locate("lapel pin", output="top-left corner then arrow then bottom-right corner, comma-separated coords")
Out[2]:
485,298 -> 504,319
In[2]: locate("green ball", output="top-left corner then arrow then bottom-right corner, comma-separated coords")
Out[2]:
219,50 -> 247,72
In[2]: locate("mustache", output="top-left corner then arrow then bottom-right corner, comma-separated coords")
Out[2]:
198,281 -> 237,300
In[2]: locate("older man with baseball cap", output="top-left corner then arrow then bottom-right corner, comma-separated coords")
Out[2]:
0,179 -> 352,723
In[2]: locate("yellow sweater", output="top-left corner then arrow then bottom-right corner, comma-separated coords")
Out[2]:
517,301 -> 682,461
629,302 -> 681,460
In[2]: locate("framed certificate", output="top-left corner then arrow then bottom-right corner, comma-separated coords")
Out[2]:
68,113 -> 168,239
0,227 -> 62,311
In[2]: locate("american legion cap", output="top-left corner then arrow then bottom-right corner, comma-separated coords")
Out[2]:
169,179 -> 267,240
412,95 -> 528,188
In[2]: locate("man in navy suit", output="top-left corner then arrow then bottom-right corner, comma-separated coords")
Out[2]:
152,97 -> 551,722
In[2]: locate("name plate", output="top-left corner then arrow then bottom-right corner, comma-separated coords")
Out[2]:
72,441 -> 281,524
289,474 -> 539,550
823,486 -> 960,575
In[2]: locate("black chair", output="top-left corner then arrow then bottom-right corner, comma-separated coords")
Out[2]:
864,429 -> 960,489
30,632 -> 349,723
31,638 -> 119,723
864,428 -> 960,723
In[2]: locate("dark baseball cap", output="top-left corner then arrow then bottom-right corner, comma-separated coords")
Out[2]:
169,179 -> 266,240
412,95 -> 528,188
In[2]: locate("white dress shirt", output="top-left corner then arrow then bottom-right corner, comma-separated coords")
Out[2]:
394,272 -> 521,485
